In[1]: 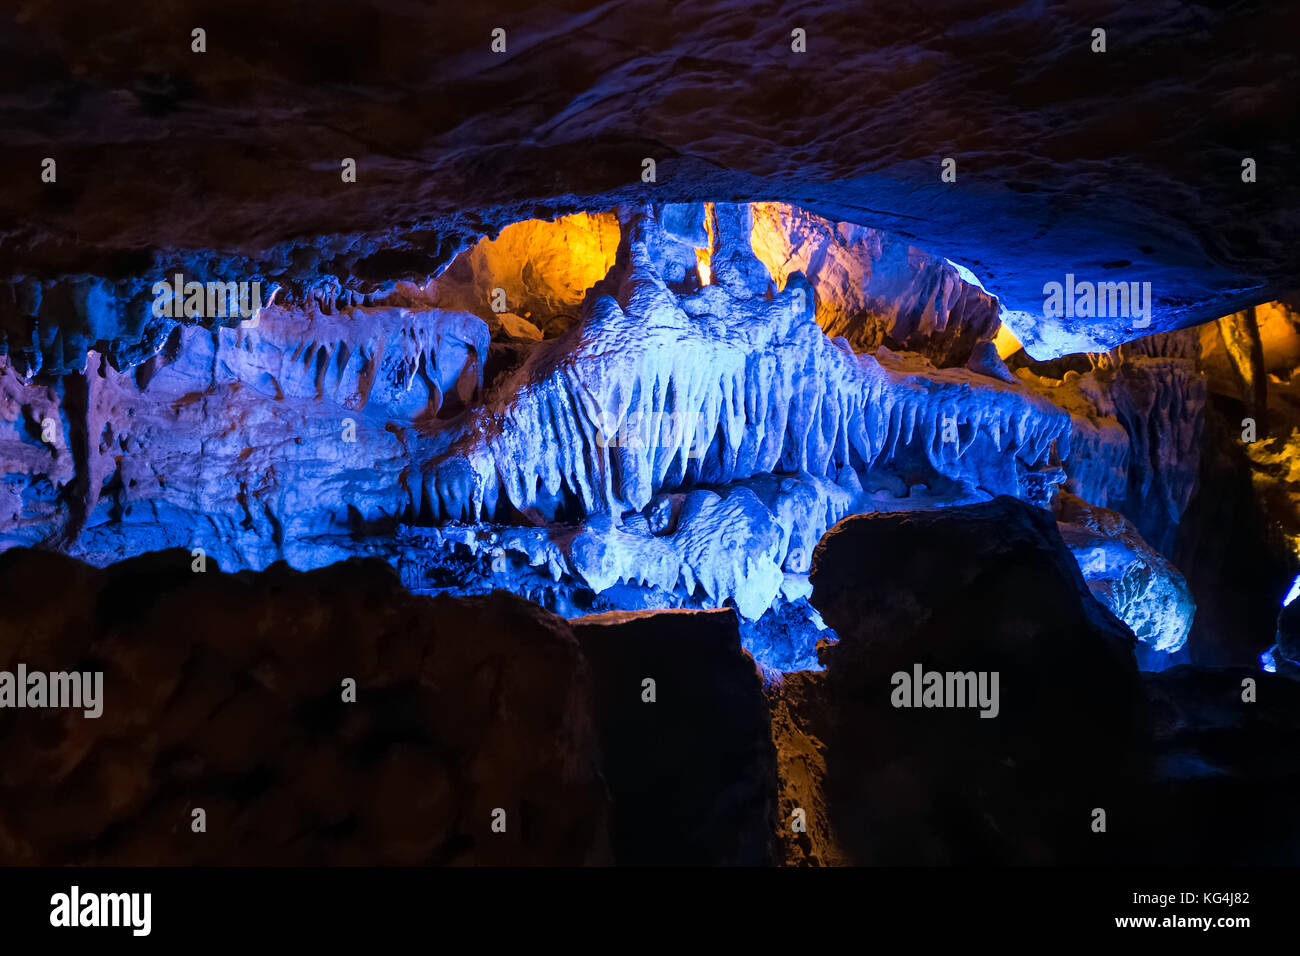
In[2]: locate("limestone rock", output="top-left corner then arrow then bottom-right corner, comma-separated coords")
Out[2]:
1056,492 -> 1195,657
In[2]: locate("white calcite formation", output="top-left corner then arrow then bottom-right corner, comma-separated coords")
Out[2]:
400,471 -> 857,625
214,305 -> 489,417
412,208 -> 1073,529
1057,494 -> 1195,657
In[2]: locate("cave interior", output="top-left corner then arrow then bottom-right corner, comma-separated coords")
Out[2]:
1,0 -> 1299,867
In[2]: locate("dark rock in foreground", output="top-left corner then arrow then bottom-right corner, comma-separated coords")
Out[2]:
798,496 -> 1148,864
571,608 -> 777,865
0,548 -> 610,865
4,517 -> 1298,867
0,548 -> 779,866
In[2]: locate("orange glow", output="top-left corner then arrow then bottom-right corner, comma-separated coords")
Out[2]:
433,211 -> 620,320
695,248 -> 711,285
749,201 -> 794,290
992,321 -> 1023,360
696,202 -> 716,285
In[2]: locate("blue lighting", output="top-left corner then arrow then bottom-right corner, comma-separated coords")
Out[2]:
0,203 -> 1204,675
1283,574 -> 1300,608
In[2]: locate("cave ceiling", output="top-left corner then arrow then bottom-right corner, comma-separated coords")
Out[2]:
0,0 -> 1296,362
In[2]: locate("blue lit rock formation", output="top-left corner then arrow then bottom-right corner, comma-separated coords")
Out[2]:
1056,493 -> 1195,664
410,208 -> 1071,525
396,207 -> 1119,666
0,305 -> 488,570
1014,334 -> 1207,555
0,202 -> 1198,669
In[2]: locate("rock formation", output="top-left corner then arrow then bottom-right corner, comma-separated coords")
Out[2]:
0,549 -> 610,865
787,497 -> 1147,864
1056,492 -> 1195,664
571,608 -> 777,865
3,503 -> 1296,867
0,201 -> 1217,671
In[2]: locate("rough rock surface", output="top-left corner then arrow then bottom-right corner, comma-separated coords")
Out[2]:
430,212 -> 621,340
0,0 -> 1296,871
1107,340 -> 1208,555
1173,398 -> 1292,668
789,497 -> 1147,864
1169,300 -> 1300,668
1056,492 -> 1194,660
3,509 -> 1297,867
1,1 -> 1296,368
0,303 -> 490,570
0,548 -> 610,865
1014,333 -> 1207,553
570,608 -> 777,865
748,202 -> 1001,366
